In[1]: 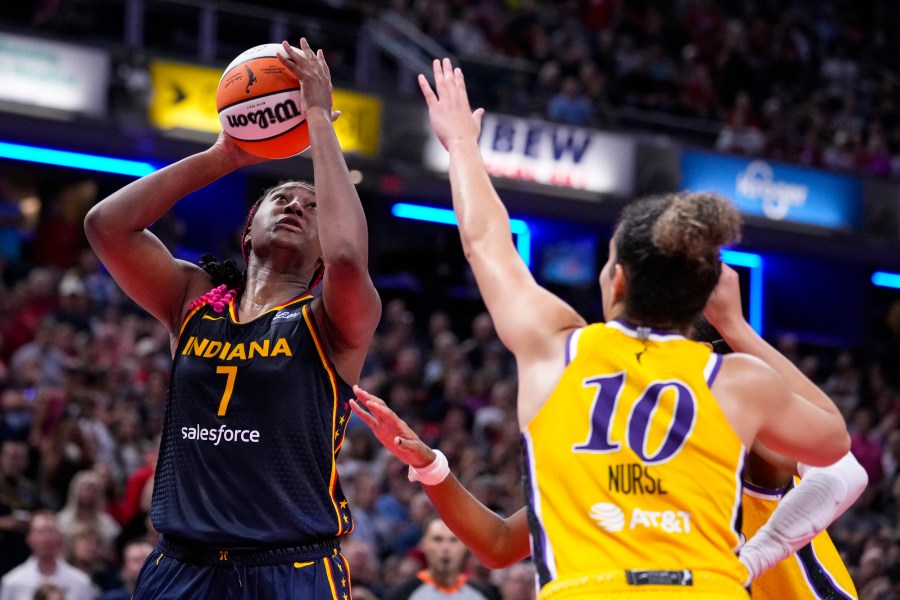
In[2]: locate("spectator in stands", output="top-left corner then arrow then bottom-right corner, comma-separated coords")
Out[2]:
56,471 -> 120,558
31,583 -> 65,600
0,389 -> 38,448
716,91 -> 765,155
546,77 -> 592,125
38,415 -> 95,512
0,182 -> 24,268
0,511 -> 96,600
340,535 -> 384,599
63,525 -> 116,592
96,540 -> 153,600
52,276 -> 91,335
345,470 -> 387,553
109,437 -> 156,545
385,516 -> 499,600
851,408 -> 885,495
494,561 -> 536,600
32,183 -> 94,271
0,441 -> 39,577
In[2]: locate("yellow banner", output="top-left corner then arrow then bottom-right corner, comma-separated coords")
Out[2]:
149,61 -> 221,133
148,60 -> 382,157
331,89 -> 381,157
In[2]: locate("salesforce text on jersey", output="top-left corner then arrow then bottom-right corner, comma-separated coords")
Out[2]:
182,424 -> 261,444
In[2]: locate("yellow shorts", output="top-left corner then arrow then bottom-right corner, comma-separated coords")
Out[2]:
538,571 -> 750,600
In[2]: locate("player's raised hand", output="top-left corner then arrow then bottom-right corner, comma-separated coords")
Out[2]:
277,38 -> 333,117
704,263 -> 745,333
418,58 -> 485,151
212,130 -> 269,167
350,385 -> 436,469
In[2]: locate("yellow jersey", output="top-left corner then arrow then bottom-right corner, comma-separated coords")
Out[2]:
742,481 -> 858,599
523,321 -> 749,598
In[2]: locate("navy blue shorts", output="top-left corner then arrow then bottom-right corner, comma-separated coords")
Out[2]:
133,536 -> 352,600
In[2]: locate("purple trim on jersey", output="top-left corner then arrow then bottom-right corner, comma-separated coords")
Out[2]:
742,480 -> 789,497
706,353 -> 723,386
565,329 -> 580,365
607,319 -> 686,340
521,431 -> 555,588
796,544 -> 855,600
731,450 -> 746,551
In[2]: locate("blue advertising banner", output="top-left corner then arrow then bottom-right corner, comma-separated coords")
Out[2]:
680,150 -> 862,230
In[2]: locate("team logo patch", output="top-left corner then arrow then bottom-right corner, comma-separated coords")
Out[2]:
589,502 -> 692,534
589,503 -> 625,532
272,310 -> 301,322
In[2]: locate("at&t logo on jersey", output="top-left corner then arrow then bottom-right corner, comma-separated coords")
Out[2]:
589,502 -> 692,534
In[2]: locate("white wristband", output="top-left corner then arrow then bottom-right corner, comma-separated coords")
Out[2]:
408,449 -> 450,486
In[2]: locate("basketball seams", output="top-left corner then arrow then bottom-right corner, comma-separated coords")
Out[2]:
216,87 -> 303,113
217,60 -> 299,106
223,122 -> 309,144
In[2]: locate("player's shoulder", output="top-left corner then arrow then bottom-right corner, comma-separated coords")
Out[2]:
717,352 -> 781,387
713,352 -> 788,418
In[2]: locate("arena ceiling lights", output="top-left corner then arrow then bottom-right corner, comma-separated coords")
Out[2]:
0,140 -> 156,177
391,202 -> 531,268
872,271 -> 900,290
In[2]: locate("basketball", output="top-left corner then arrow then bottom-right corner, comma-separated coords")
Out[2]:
216,43 -> 309,159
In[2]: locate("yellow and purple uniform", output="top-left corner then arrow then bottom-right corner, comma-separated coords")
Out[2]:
743,481 -> 858,599
523,321 -> 749,599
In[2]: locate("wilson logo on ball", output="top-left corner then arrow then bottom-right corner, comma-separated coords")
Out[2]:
216,43 -> 315,159
223,99 -> 302,131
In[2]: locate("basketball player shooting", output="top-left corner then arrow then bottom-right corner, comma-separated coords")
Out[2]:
84,38 -> 381,600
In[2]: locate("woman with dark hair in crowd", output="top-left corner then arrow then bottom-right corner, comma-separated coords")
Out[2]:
84,39 -> 380,599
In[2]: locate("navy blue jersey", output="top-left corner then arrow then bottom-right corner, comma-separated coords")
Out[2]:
151,294 -> 354,546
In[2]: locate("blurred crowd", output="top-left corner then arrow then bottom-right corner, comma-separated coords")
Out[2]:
379,0 -> 900,180
0,198 -> 899,599
0,1 -> 900,598
7,0 -> 900,180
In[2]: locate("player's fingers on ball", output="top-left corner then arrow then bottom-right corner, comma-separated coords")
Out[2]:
280,40 -> 298,60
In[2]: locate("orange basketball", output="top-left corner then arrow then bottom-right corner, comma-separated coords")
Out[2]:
216,44 -> 309,159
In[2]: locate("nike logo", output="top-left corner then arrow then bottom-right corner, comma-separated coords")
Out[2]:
202,315 -> 225,321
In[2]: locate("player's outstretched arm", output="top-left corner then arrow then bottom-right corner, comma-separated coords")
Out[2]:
84,132 -> 264,331
278,39 -> 380,359
740,452 -> 867,581
705,264 -> 842,420
350,386 -> 530,568
418,59 -> 584,363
